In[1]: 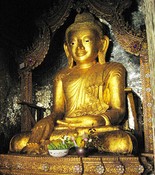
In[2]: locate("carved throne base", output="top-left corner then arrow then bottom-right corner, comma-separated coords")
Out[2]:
0,154 -> 144,175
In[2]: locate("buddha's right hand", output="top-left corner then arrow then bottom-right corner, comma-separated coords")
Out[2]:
21,115 -> 54,154
29,115 -> 54,143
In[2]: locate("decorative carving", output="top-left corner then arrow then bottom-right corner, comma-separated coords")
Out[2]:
20,71 -> 32,102
41,0 -> 74,32
101,157 -> 124,174
42,163 -> 50,172
140,56 -> 153,152
116,165 -> 125,174
74,164 -> 83,174
18,0 -> 147,70
95,164 -> 105,174
20,71 -> 33,131
140,154 -> 154,174
0,154 -> 143,175
76,0 -> 145,57
119,156 -> 144,174
19,21 -> 50,70
86,0 -> 132,22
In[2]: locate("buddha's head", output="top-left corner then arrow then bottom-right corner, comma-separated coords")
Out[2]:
64,12 -> 109,68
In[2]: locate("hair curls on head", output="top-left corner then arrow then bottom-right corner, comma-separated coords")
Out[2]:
65,12 -> 104,41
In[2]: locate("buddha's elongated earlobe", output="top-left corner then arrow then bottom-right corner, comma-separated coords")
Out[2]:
64,43 -> 74,68
98,35 -> 109,64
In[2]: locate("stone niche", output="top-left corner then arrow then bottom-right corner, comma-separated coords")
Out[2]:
0,0 -> 154,174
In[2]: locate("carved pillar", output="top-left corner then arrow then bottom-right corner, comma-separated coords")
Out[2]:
140,53 -> 153,153
143,0 -> 155,160
20,70 -> 33,132
17,20 -> 50,132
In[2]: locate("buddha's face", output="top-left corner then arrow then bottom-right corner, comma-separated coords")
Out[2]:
67,28 -> 101,65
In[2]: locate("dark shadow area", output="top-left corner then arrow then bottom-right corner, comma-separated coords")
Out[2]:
32,10 -> 77,86
122,0 -> 138,25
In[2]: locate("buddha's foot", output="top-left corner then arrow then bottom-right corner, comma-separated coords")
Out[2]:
21,143 -> 40,155
21,140 -> 50,155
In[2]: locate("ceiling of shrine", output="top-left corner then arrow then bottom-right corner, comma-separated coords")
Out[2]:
0,0 -> 52,49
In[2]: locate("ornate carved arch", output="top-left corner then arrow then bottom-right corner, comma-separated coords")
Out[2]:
19,0 -> 147,70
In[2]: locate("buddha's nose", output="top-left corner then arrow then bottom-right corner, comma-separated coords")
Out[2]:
77,40 -> 84,50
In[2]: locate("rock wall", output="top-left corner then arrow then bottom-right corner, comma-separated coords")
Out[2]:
0,48 -> 20,153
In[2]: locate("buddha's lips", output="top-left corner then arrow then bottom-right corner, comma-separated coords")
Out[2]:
76,51 -> 87,57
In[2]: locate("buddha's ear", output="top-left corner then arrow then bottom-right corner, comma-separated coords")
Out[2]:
98,35 -> 109,64
64,42 -> 74,68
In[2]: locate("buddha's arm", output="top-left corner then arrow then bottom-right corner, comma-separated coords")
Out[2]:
27,72 -> 65,144
104,64 -> 126,125
53,72 -> 65,122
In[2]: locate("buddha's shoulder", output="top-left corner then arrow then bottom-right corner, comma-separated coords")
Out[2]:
103,62 -> 126,72
53,67 -> 71,81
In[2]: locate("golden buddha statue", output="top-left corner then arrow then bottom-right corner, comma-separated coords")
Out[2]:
10,12 -> 137,155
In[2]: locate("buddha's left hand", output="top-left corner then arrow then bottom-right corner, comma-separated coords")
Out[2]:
57,114 -> 109,127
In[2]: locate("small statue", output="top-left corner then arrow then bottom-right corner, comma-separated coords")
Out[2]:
10,12 -> 137,154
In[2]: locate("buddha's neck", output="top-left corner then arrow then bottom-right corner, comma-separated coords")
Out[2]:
76,60 -> 97,69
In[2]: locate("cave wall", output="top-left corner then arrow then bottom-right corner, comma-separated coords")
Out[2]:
0,48 -> 21,153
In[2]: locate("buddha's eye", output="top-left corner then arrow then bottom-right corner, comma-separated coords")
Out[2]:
70,42 -> 75,45
85,39 -> 90,42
